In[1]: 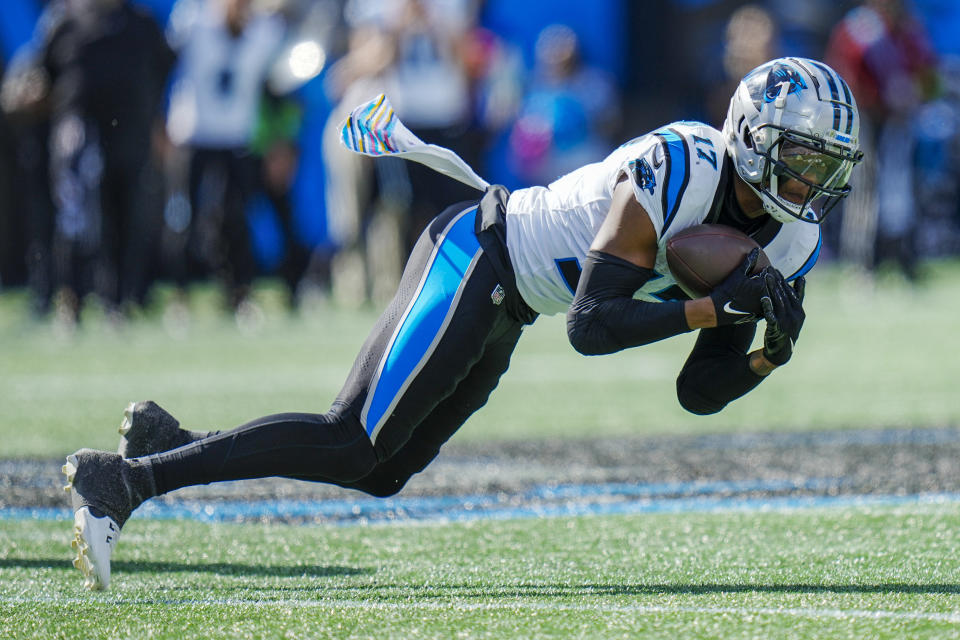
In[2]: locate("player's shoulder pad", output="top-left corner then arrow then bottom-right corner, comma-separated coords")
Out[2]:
763,218 -> 822,281
618,121 -> 726,238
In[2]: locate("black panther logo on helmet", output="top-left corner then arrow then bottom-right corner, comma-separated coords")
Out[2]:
762,64 -> 808,104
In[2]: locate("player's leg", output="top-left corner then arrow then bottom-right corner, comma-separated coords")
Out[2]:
220,151 -> 257,309
118,315 -> 522,496
285,230 -> 525,492
63,200 -> 510,588
118,199 -> 494,456
133,201 -> 493,491
335,203 -> 520,463
117,317 -> 521,495
340,320 -> 523,497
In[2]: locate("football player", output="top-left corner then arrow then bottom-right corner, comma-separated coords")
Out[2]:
63,57 -> 862,589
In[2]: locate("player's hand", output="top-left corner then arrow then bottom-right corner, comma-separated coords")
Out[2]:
761,272 -> 805,366
710,248 -> 768,326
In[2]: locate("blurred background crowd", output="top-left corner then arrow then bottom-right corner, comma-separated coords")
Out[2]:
0,0 -> 958,326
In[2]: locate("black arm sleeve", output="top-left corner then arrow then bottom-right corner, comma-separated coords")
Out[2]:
675,323 -> 765,415
566,250 -> 691,356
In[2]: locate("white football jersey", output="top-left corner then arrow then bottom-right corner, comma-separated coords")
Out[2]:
505,121 -> 821,316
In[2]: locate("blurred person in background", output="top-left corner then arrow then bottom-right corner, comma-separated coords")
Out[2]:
321,0 -> 482,307
5,0 -> 174,324
827,0 -> 938,281
460,24 -> 525,187
239,0 -> 344,310
506,23 -> 620,187
0,79 -> 17,289
911,55 -> 960,257
249,85 -> 311,309
322,11 -> 407,307
706,4 -> 780,127
1,48 -> 57,316
384,0 -> 480,253
165,0 -> 284,315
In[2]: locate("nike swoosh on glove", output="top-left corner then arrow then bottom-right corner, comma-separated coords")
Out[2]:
709,248 -> 769,326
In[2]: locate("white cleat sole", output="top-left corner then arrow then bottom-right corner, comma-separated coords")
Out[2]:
63,455 -> 121,591
62,454 -> 78,494
119,401 -> 135,438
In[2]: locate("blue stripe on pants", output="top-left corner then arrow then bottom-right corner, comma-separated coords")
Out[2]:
362,206 -> 481,441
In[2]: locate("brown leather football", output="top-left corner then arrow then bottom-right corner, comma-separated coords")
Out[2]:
665,224 -> 771,298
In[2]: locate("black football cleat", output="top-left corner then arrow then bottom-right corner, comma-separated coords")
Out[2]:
118,401 -> 196,458
62,449 -> 148,590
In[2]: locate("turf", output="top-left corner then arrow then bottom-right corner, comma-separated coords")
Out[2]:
3,503 -> 960,639
2,262 -> 960,638
1,261 -> 959,458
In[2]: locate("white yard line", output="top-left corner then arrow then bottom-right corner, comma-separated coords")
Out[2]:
4,594 -> 960,624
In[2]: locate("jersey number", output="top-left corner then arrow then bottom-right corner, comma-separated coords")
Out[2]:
692,134 -> 718,171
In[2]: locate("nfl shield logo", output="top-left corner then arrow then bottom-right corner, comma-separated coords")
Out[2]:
490,284 -> 505,306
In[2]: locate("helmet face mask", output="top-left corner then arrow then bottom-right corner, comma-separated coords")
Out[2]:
722,58 -> 864,224
759,126 -> 860,222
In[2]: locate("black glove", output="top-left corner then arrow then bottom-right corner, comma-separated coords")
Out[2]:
760,272 -> 805,366
710,248 -> 768,326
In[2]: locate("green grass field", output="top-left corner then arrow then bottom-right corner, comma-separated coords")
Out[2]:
2,262 -> 959,458
3,505 -> 960,638
2,262 -> 960,638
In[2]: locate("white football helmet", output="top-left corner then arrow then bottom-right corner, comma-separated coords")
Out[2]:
722,57 -> 864,224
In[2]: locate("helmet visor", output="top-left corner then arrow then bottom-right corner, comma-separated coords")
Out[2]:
778,141 -> 852,192
765,132 -> 860,223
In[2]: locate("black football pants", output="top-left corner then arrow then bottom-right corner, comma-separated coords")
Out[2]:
149,201 -> 527,498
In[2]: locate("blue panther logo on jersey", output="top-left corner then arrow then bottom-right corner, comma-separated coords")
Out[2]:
763,64 -> 807,103
631,158 -> 657,195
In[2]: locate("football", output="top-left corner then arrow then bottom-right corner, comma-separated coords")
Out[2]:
665,224 -> 771,298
